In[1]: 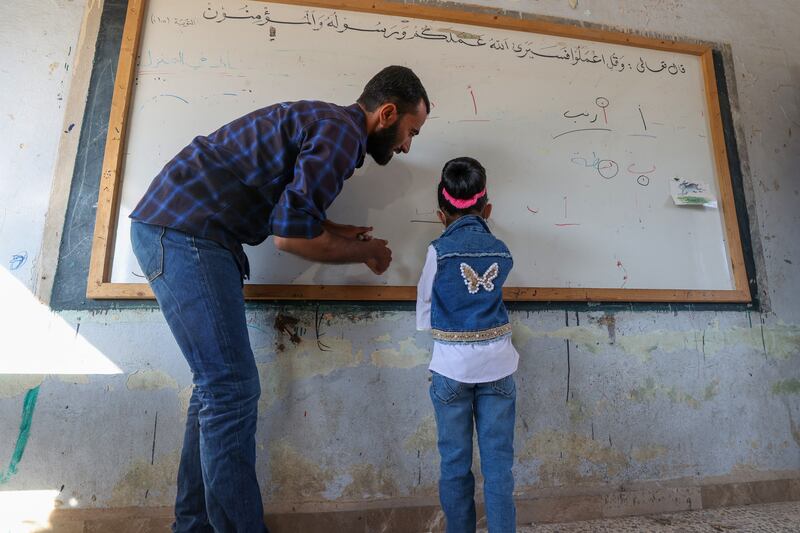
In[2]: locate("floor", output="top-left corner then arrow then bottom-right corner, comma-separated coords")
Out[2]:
14,500 -> 799,532
502,501 -> 800,533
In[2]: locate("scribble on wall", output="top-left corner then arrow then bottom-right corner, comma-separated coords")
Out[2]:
0,386 -> 40,484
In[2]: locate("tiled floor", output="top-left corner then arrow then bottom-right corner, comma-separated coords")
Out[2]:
502,501 -> 800,533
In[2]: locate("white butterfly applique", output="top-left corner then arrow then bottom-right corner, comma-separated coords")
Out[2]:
460,262 -> 499,294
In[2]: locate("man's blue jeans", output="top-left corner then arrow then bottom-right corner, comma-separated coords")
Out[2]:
131,221 -> 268,533
430,371 -> 517,533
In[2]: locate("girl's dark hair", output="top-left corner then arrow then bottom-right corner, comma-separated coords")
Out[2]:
437,157 -> 488,216
358,65 -> 430,115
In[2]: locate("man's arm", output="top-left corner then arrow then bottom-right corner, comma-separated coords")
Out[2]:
321,220 -> 373,241
270,118 -> 394,271
273,231 -> 392,274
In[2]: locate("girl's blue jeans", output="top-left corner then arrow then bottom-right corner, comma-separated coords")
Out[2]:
430,371 -> 517,533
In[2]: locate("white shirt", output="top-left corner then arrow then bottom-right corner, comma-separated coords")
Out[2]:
416,245 -> 519,383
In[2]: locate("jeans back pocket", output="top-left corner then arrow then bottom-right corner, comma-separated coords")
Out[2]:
131,222 -> 165,282
431,372 -> 463,404
491,374 -> 516,398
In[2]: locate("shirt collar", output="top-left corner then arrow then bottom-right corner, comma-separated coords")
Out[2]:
345,103 -> 368,169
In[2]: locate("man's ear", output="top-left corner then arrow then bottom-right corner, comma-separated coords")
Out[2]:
482,203 -> 492,220
378,102 -> 397,127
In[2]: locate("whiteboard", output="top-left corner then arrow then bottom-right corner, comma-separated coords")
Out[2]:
97,0 -> 748,299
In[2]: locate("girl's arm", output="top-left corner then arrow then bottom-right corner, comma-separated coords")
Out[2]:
416,245 -> 437,330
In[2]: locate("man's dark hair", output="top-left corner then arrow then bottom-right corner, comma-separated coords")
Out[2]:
437,157 -> 488,216
358,65 -> 430,115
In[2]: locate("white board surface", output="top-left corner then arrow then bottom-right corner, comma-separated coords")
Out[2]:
110,0 -> 735,291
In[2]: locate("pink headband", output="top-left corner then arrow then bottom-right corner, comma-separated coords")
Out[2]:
443,187 -> 486,209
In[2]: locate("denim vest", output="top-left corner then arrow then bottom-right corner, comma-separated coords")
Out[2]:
430,215 -> 513,344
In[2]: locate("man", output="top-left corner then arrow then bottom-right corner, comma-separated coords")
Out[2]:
129,66 -> 429,532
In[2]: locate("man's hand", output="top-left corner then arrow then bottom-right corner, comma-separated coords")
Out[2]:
364,238 -> 392,274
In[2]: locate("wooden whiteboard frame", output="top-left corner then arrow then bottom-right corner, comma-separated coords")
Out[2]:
87,0 -> 751,302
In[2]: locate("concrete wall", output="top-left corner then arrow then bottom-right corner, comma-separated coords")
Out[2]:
1,0 -> 798,526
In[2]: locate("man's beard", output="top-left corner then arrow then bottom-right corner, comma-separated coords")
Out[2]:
366,120 -> 400,166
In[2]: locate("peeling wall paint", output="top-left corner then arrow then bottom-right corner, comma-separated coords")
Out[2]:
341,463 -> 399,499
513,320 -> 800,361
773,379 -> 800,395
269,440 -> 333,501
110,449 -> 180,506
257,336 -> 362,409
628,377 -> 720,409
371,338 -> 430,369
521,430 -> 630,485
631,444 -> 668,463
126,370 -> 179,391
0,375 -> 45,399
404,415 -> 438,454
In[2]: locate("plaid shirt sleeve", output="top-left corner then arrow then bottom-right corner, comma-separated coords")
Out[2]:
269,118 -> 362,238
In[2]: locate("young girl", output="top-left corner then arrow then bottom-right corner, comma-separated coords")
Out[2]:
416,157 -> 519,533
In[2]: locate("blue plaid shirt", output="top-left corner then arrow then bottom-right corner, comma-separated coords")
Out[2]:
130,101 -> 367,278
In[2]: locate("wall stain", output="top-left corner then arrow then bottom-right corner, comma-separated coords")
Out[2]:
594,312 -> 617,343
629,377 -> 658,402
511,319 -> 536,350
177,385 -> 193,420
257,337 -> 362,409
628,378 -> 719,409
126,369 -> 178,391
0,375 -> 45,399
56,374 -> 90,384
370,338 -> 429,369
772,378 -> 800,395
704,379 -> 721,400
403,415 -> 437,453
568,397 -> 587,424
342,463 -> 398,499
521,430 -> 629,485
729,463 -> 760,477
631,444 -> 668,462
509,322 -> 799,361
110,449 -> 180,506
274,314 -> 302,348
269,440 -> 332,500
785,405 -> 800,448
